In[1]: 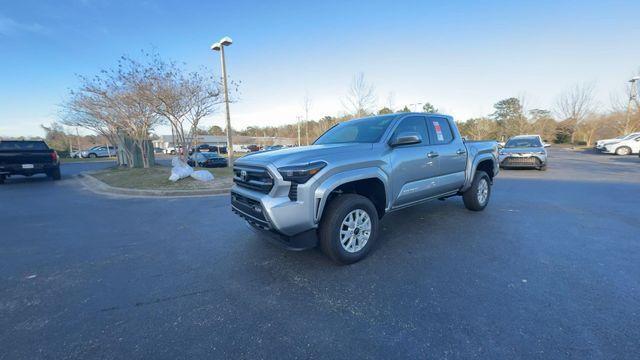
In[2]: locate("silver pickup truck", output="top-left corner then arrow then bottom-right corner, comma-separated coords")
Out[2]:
231,113 -> 499,264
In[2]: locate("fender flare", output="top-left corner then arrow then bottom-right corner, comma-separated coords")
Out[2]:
462,153 -> 496,192
313,167 -> 390,222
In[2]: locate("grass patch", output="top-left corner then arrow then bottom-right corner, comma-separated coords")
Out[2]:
91,165 -> 233,190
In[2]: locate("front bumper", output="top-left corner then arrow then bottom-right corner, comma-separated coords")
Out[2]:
231,191 -> 318,250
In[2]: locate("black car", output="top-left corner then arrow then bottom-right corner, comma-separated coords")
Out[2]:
187,152 -> 228,168
212,145 -> 228,154
0,140 -> 61,184
188,144 -> 213,155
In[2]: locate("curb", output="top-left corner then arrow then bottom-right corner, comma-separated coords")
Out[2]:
76,172 -> 231,198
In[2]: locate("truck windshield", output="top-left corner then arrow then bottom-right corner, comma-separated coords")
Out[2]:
505,138 -> 541,148
0,141 -> 49,150
314,115 -> 395,144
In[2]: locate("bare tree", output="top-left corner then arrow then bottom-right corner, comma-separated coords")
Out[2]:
555,83 -> 597,143
575,115 -> 607,146
461,117 -> 498,140
609,81 -> 640,134
60,51 -> 224,167
149,59 -> 226,162
61,54 -> 167,168
387,91 -> 396,111
342,73 -> 376,117
60,77 -> 127,164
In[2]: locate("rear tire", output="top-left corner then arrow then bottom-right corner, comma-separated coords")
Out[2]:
615,146 -> 631,156
462,171 -> 491,211
50,167 -> 61,180
319,194 -> 379,265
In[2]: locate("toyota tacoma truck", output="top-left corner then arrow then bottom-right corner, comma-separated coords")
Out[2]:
231,113 -> 499,264
0,140 -> 61,184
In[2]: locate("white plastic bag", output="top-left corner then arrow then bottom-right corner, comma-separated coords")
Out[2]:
190,170 -> 214,182
169,157 -> 194,182
171,157 -> 183,167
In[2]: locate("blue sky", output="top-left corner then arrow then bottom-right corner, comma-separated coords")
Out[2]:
1,0 -> 639,137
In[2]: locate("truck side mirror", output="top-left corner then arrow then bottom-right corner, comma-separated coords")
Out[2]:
543,143 -> 551,148
390,132 -> 421,146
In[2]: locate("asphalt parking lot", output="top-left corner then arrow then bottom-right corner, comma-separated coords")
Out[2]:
1,148 -> 639,359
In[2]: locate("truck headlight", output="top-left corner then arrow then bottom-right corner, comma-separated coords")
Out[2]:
278,161 -> 327,184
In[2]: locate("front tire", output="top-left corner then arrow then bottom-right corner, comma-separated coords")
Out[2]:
615,146 -> 631,156
88,153 -> 97,158
463,171 -> 491,211
319,194 -> 379,265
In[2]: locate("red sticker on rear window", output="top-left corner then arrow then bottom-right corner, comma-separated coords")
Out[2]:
433,121 -> 444,141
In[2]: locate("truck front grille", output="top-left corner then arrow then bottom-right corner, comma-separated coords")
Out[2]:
231,192 -> 268,226
233,166 -> 274,193
502,156 -> 540,167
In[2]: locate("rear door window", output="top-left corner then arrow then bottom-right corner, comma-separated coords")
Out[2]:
426,118 -> 454,144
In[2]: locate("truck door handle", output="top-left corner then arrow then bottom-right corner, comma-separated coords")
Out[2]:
427,152 -> 439,158
456,149 -> 467,155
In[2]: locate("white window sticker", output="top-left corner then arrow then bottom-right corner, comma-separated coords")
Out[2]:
433,121 -> 444,141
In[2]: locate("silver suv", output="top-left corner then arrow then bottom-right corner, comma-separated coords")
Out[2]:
81,146 -> 116,158
231,113 -> 499,264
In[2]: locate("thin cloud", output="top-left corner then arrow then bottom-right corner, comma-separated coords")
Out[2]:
0,15 -> 47,36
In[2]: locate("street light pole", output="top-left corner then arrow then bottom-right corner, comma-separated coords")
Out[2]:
625,77 -> 640,133
211,37 -> 234,168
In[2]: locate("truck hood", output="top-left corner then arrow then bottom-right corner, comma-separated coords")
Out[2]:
500,147 -> 544,154
235,143 -> 374,168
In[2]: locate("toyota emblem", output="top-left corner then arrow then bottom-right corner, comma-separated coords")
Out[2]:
240,170 -> 248,182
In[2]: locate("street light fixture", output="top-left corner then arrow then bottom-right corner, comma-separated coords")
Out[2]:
625,76 -> 640,129
211,36 -> 235,167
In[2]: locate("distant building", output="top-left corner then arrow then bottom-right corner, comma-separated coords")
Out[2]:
152,134 -> 297,150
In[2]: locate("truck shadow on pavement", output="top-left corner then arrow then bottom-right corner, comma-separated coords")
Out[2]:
1,174 -> 63,186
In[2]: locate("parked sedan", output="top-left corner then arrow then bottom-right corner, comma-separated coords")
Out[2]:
595,132 -> 640,151
499,135 -> 548,170
187,152 -> 228,168
601,134 -> 640,155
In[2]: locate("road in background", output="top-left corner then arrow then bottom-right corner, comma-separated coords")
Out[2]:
1,148 -> 639,359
